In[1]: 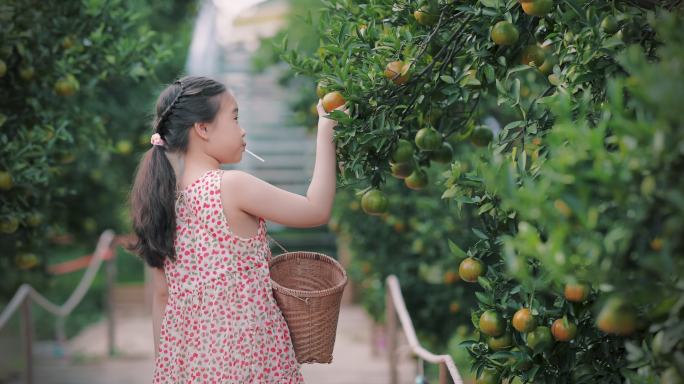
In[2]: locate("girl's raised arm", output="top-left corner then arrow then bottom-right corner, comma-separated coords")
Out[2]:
221,99 -> 341,228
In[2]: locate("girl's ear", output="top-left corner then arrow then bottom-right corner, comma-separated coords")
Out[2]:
193,122 -> 209,140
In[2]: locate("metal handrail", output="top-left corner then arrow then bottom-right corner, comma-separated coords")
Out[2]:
0,230 -> 118,384
385,274 -> 464,384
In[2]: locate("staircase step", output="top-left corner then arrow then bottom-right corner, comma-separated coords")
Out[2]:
243,154 -> 313,170
245,127 -> 310,140
245,141 -> 314,155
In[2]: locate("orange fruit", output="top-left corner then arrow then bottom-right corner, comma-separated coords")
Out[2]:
428,109 -> 443,125
660,367 -> 684,384
479,310 -> 505,337
54,74 -> 79,97
596,297 -> 637,336
393,221 -> 406,233
476,368 -> 500,384
328,218 -> 340,233
0,59 -> 6,78
491,21 -> 519,45
537,44 -> 556,75
116,140 -> 133,155
650,238 -> 663,251
414,6 -> 437,26
360,261 -> 372,274
461,69 -> 481,89
0,171 -> 13,190
526,326 -> 553,351
600,15 -> 619,34
26,213 -> 43,227
512,308 -> 537,332
459,257 -> 484,282
390,162 -> 414,179
61,36 -> 75,49
564,283 -> 590,302
429,142 -> 453,164
361,189 -> 389,216
415,127 -> 442,151
15,253 -> 40,270
322,91 -> 346,112
0,216 -> 19,234
384,60 -> 410,85
488,332 -> 513,350
316,81 -> 328,98
443,270 -> 460,284
391,139 -> 414,163
19,66 -> 34,81
551,318 -> 577,341
404,168 -> 428,190
471,127 -> 493,147
538,55 -> 556,75
522,45 -> 546,67
449,301 -> 461,313
521,0 -> 552,17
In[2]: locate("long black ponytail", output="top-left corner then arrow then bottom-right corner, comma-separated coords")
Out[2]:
128,76 -> 226,268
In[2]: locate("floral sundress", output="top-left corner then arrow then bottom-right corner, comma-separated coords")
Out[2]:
152,169 -> 305,383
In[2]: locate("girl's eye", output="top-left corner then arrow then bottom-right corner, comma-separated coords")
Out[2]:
234,116 -> 239,121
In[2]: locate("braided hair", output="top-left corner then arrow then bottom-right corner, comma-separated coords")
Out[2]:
153,80 -> 184,137
128,76 -> 227,268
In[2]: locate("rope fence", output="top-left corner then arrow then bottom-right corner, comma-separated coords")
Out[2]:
0,230 -> 118,384
385,274 -> 464,384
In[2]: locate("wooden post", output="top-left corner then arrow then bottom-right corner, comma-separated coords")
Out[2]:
386,280 -> 398,384
20,297 -> 33,384
105,250 -> 117,357
55,316 -> 67,358
439,362 -> 449,384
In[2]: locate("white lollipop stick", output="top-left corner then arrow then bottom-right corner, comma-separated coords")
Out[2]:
245,148 -> 265,162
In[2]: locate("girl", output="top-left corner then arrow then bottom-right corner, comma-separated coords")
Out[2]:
128,75 -> 340,383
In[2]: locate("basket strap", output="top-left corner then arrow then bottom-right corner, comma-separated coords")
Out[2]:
267,234 -> 289,254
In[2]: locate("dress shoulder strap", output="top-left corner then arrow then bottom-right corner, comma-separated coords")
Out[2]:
179,169 -> 267,243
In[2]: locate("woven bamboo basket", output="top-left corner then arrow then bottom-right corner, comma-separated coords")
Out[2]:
269,251 -> 348,364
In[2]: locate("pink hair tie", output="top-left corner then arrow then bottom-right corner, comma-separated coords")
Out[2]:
150,133 -> 165,147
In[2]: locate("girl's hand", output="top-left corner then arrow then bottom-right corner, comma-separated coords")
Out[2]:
317,99 -> 350,126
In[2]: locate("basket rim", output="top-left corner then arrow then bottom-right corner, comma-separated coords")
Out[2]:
269,251 -> 348,298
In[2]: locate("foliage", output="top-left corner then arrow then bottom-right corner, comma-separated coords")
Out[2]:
0,0 -> 196,299
330,165 -> 480,348
280,0 -> 683,381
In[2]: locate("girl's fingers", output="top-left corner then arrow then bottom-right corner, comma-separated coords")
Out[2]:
316,99 -> 326,116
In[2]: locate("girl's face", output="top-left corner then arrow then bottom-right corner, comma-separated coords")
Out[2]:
203,91 -> 246,164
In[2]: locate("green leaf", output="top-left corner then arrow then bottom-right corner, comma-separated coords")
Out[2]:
475,291 -> 494,306
506,65 -> 533,78
479,0 -> 501,8
472,228 -> 488,239
440,75 -> 456,84
478,276 -> 493,291
448,239 -> 467,259
478,202 -> 494,215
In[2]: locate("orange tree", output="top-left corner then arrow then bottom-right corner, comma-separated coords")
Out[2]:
329,164 -> 481,345
281,0 -> 683,382
0,0 -> 194,298
253,0 -> 484,351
